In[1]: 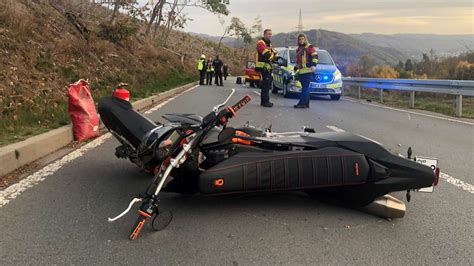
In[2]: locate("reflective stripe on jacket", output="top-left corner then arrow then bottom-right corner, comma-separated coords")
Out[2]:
256,38 -> 275,70
197,59 -> 205,71
296,43 -> 318,74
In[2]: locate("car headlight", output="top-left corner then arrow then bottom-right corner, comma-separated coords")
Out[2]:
334,72 -> 342,81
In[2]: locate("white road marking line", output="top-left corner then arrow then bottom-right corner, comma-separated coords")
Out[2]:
325,125 -> 345,132
0,85 -> 199,207
144,85 -> 199,114
0,134 -> 112,207
440,173 -> 474,194
253,90 -> 261,96
343,98 -> 474,126
329,126 -> 474,195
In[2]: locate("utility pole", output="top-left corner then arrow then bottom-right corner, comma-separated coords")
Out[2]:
297,8 -> 303,33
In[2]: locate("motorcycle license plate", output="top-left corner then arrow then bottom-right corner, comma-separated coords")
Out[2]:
415,156 -> 438,193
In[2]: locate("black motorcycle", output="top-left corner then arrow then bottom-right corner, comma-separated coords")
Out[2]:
98,89 -> 439,240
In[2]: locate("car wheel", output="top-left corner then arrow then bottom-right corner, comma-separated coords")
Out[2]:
271,81 -> 279,94
283,83 -> 292,98
330,94 -> 341,101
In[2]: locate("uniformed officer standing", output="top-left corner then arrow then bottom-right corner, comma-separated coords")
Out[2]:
213,55 -> 224,86
206,57 -> 214,85
294,34 -> 318,108
255,29 -> 277,107
197,54 -> 206,85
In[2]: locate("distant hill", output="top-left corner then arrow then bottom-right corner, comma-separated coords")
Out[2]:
192,29 -> 408,66
270,29 -> 407,66
350,33 -> 474,59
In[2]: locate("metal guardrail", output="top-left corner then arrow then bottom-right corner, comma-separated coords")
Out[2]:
342,77 -> 474,117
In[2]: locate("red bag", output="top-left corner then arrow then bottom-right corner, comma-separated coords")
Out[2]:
68,79 -> 100,141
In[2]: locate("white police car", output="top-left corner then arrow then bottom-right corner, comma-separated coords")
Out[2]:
271,47 -> 343,100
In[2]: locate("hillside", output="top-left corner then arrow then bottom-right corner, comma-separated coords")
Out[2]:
350,33 -> 474,59
0,1 -> 244,146
193,29 -> 409,66
270,29 -> 407,66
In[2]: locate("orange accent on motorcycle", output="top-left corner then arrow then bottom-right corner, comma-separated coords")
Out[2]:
355,162 -> 360,176
232,131 -> 253,145
130,219 -> 146,240
227,106 -> 236,118
139,210 -> 152,218
214,178 -> 225,187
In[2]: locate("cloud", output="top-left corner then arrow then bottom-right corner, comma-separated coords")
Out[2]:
320,12 -> 380,23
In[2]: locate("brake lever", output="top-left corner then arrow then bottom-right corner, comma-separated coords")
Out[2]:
108,198 -> 143,222
212,89 -> 235,113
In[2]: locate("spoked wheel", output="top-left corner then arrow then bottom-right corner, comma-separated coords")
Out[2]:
152,210 -> 173,231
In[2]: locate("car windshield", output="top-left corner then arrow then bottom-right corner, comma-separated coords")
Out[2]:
289,50 -> 334,65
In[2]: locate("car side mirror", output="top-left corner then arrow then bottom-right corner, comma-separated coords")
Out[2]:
275,56 -> 288,67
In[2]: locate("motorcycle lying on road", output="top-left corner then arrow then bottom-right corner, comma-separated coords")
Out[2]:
98,89 -> 439,240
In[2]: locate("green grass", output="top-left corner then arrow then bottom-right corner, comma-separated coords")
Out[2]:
0,71 -> 197,147
343,87 -> 474,119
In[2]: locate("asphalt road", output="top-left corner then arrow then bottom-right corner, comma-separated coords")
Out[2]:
1,78 -> 473,265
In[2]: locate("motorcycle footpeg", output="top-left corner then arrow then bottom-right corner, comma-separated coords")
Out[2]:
152,210 -> 173,231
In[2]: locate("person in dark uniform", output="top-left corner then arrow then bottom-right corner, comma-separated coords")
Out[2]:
255,29 -> 277,107
206,57 -> 214,85
213,55 -> 224,86
197,54 -> 206,85
223,64 -> 229,80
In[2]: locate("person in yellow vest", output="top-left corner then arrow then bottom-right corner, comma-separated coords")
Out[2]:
255,29 -> 277,107
197,54 -> 206,85
206,57 -> 214,85
294,33 -> 318,108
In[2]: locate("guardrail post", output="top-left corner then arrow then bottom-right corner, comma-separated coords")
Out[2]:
409,91 -> 415,109
380,89 -> 384,103
357,86 -> 361,100
456,95 -> 463,117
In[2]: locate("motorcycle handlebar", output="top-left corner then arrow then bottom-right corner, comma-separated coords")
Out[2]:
230,95 -> 252,114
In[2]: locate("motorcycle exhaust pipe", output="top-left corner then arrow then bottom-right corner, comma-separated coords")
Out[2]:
360,194 -> 406,219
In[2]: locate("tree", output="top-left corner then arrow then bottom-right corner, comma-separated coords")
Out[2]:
404,59 -> 413,72
217,17 -> 253,52
144,0 -> 230,39
358,55 -> 375,76
396,60 -> 404,71
368,65 -> 400,79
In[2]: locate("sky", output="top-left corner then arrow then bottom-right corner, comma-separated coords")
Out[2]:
157,0 -> 473,35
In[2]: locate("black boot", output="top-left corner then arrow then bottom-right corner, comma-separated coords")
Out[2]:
261,102 -> 274,107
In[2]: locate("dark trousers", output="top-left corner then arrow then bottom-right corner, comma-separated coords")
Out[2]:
199,70 -> 206,85
258,69 -> 272,104
297,73 -> 313,106
215,71 -> 223,86
206,71 -> 214,85
224,73 -> 228,80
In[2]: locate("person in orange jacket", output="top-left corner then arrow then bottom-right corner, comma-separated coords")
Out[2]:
255,29 -> 277,107
294,33 -> 318,108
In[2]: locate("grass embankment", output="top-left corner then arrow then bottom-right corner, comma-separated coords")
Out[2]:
343,87 -> 474,118
0,71 -> 196,147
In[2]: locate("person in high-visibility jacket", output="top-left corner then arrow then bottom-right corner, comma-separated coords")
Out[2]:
255,29 -> 277,107
197,54 -> 206,85
294,33 -> 318,108
206,57 -> 215,85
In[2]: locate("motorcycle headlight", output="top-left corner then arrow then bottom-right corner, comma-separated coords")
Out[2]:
334,72 -> 342,81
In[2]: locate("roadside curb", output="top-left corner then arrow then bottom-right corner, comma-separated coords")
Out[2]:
0,81 -> 198,177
